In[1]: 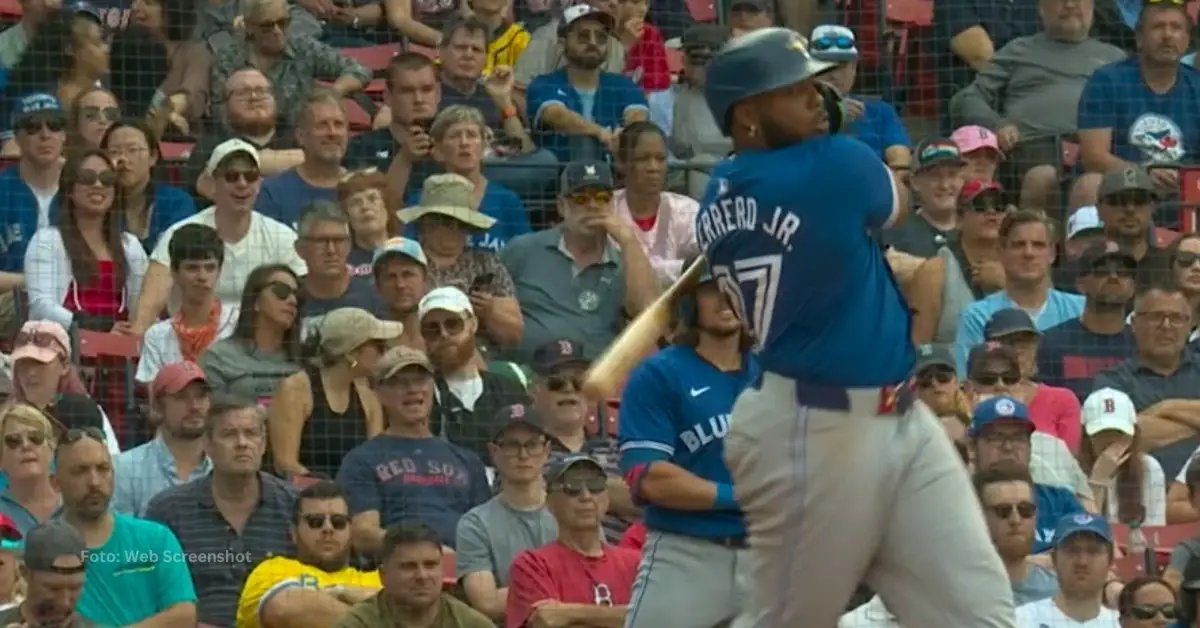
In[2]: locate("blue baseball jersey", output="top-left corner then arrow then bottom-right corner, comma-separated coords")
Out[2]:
618,345 -> 759,539
694,134 -> 914,386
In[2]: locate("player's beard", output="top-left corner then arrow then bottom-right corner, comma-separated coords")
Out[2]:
759,116 -> 809,149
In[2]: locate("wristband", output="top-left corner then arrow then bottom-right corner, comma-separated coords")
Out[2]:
714,483 -> 738,510
501,106 -> 519,120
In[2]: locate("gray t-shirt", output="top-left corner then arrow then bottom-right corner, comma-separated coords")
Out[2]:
198,337 -> 301,403
1012,565 -> 1058,606
454,494 -> 558,586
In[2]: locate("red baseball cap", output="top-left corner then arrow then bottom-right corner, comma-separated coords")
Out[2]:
151,361 -> 209,397
959,179 -> 1004,205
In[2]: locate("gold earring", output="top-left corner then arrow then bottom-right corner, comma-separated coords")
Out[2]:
347,357 -> 358,370
747,125 -> 758,137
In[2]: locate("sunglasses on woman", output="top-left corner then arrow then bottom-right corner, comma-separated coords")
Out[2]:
916,368 -> 954,388
554,477 -> 607,496
15,331 -> 65,353
2,431 -> 47,449
81,106 -> 121,123
302,513 -> 351,530
1127,604 -> 1180,621
263,281 -> 299,302
77,169 -> 118,187
972,371 -> 1021,387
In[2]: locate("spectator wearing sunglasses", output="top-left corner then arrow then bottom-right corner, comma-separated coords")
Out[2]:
0,93 -> 64,313
967,343 -> 1094,505
269,307 -> 398,479
968,396 -> 1087,554
502,161 -> 658,364
144,395 -> 292,627
1088,168 -> 1174,289
67,87 -> 118,153
1170,234 -> 1200,343
908,180 -> 1008,345
456,404 -> 558,622
1072,0 -> 1200,209
955,210 -> 1086,376
505,453 -> 639,628
530,338 -> 631,544
985,308 -> 1083,451
417,287 -> 527,460
0,404 -> 60,537
338,346 -> 491,555
1117,577 -> 1179,628
813,25 -> 910,172
400,175 -> 523,355
1015,514 -> 1117,626
235,481 -> 381,628
1038,240 -> 1138,402
977,466 -> 1060,605
199,264 -> 303,404
911,345 -> 971,442
1079,388 -> 1166,526
57,427 -> 197,627
128,139 -> 306,336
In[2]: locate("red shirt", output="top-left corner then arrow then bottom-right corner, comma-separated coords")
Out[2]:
625,24 -> 672,92
505,542 -> 640,628
64,260 -> 123,318
617,523 -> 647,552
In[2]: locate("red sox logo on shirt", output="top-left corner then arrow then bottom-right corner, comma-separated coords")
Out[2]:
592,583 -> 614,606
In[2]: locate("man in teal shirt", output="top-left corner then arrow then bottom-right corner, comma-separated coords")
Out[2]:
55,429 -> 197,626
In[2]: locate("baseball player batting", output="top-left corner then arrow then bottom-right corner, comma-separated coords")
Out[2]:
696,28 -> 1014,628
618,257 -> 760,628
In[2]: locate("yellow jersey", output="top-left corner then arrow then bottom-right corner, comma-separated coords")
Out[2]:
235,556 -> 382,628
485,23 -> 531,76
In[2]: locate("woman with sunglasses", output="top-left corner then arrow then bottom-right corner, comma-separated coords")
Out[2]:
1118,577 -> 1179,628
613,121 -> 697,284
0,404 -> 59,537
199,264 -> 303,405
0,11 -> 109,157
24,149 -> 147,334
398,174 -> 523,353
99,119 -> 196,252
6,321 -> 119,453
1078,388 -> 1166,526
68,87 -> 120,153
269,308 -> 398,479
1168,234 -> 1200,336
338,169 -> 401,277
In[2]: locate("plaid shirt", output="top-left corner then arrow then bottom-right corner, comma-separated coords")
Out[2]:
549,436 -> 631,544
209,35 -> 371,120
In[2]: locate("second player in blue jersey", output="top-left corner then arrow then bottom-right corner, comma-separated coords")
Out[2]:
697,27 -> 1015,628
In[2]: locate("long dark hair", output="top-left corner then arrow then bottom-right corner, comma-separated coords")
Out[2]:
232,264 -> 303,360
58,149 -> 128,287
1078,428 -> 1147,525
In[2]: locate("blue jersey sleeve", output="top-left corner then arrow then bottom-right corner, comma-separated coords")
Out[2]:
613,75 -> 650,121
618,359 -> 678,472
877,102 -> 911,149
954,302 -> 989,378
1077,68 -> 1116,131
526,75 -> 564,129
821,136 -> 900,230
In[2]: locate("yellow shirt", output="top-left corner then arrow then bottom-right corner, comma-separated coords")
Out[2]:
235,556 -> 382,628
485,23 -> 531,76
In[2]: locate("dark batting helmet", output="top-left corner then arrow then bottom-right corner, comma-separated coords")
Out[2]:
704,27 -> 845,137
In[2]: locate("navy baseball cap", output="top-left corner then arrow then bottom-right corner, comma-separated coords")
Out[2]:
1078,239 -> 1138,270
544,453 -> 605,483
532,339 -> 588,375
492,403 -> 548,438
966,342 -> 1020,379
560,161 -> 614,196
968,395 -> 1033,438
984,309 -> 1039,340
11,92 -> 63,128
1053,513 -> 1113,548
913,344 -> 955,373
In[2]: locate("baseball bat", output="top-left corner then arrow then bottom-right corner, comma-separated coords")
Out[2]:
582,257 -> 709,400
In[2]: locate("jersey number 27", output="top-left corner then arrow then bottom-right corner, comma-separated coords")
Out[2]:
711,254 -> 782,347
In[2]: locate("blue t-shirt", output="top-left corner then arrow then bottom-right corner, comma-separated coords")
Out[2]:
1077,58 -> 1200,165
619,346 -> 759,539
0,166 -> 52,272
254,168 -> 339,229
405,181 -> 530,252
526,69 -> 649,162
695,134 -> 913,385
1033,483 -> 1086,554
1036,318 -> 1135,401
77,514 -> 198,626
954,290 -> 1087,378
47,183 -> 195,253
336,435 -> 492,548
842,96 -> 911,160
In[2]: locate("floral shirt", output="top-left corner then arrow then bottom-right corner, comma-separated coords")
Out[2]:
209,35 -> 371,120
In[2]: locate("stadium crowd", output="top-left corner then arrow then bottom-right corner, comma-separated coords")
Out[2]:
0,0 -> 1194,623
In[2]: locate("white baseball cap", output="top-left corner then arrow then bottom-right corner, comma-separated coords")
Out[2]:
205,138 -> 261,176
1066,206 -> 1104,241
1082,387 -> 1137,436
418,286 -> 474,320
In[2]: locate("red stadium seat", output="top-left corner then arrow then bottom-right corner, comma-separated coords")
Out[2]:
160,142 -> 193,162
76,331 -> 141,360
1114,555 -> 1148,580
343,98 -> 375,131
291,475 -> 321,489
340,43 -> 401,73
1111,523 -> 1200,552
443,552 -> 456,588
0,0 -> 21,20
886,0 -> 931,26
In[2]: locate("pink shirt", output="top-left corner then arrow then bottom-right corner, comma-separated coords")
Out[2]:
1028,383 -> 1083,452
612,189 -> 699,284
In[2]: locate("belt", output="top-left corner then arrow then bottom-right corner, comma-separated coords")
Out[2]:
680,534 -> 747,549
794,383 -> 909,415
